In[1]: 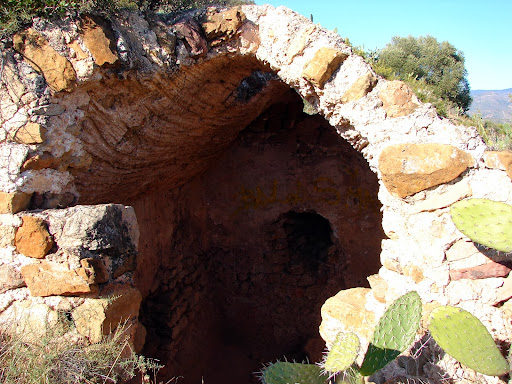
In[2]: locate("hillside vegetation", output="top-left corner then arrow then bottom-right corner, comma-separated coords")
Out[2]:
0,0 -> 253,37
352,35 -> 512,150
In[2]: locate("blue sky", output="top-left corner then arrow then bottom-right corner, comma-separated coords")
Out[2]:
254,0 -> 512,91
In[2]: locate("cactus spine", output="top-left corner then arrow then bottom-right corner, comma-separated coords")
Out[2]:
450,198 -> 512,253
260,362 -> 328,384
359,291 -> 422,376
429,306 -> 510,376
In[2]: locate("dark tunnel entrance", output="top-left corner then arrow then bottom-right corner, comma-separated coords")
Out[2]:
133,89 -> 385,384
281,211 -> 335,273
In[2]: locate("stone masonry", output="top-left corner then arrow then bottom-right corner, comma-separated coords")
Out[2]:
0,4 -> 511,383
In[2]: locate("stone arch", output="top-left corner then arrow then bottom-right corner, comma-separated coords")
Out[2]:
1,4 -> 511,384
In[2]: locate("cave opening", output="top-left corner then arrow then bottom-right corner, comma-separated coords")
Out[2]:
281,211 -> 334,273
132,90 -> 384,384
67,55 -> 384,384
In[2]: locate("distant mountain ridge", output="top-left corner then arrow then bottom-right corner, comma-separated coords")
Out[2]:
469,88 -> 512,123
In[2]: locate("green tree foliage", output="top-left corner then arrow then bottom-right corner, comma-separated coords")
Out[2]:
373,35 -> 472,114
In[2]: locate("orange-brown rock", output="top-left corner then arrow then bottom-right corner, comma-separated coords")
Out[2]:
319,288 -> 376,350
379,80 -> 419,118
9,122 -> 46,144
341,72 -> 378,103
79,16 -> 118,66
379,143 -> 474,198
0,191 -> 32,214
201,7 -> 246,46
21,152 -> 62,171
13,28 -> 76,92
403,264 -> 424,283
21,261 -> 97,296
15,216 -> 54,258
72,284 -> 142,343
367,274 -> 388,303
483,150 -> 512,180
302,47 -> 348,88
80,258 -> 110,284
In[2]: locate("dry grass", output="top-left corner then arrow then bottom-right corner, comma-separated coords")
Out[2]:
0,317 -> 163,384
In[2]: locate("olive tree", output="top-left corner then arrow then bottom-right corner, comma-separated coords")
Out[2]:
377,35 -> 472,113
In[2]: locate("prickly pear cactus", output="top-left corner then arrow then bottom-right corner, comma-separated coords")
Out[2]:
359,291 -> 422,376
322,332 -> 360,375
429,306 -> 510,376
260,362 -> 327,384
332,368 -> 364,384
450,198 -> 512,253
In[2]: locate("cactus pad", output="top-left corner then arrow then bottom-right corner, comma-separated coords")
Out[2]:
429,306 -> 510,376
359,291 -> 422,376
450,198 -> 512,253
322,332 -> 360,375
260,362 -> 327,384
332,368 -> 364,384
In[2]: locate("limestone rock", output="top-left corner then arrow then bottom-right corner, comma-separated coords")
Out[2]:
9,122 -> 46,144
450,261 -> 511,281
15,216 -> 54,258
72,284 -> 142,343
13,28 -> 76,92
302,47 -> 348,88
80,16 -> 118,66
502,299 -> 512,323
0,264 -> 25,293
319,288 -> 376,353
494,274 -> 512,304
341,72 -> 378,103
379,80 -> 419,118
0,300 -> 64,340
483,151 -> 512,180
409,179 -> 472,214
45,204 -> 139,277
201,7 -> 246,46
379,143 -> 474,198
0,191 -> 32,214
21,261 -> 97,296
445,239 -> 481,262
0,142 -> 29,193
286,25 -> 316,64
0,224 -> 16,247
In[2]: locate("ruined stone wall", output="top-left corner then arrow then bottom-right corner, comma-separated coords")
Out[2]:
0,4 -> 511,384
